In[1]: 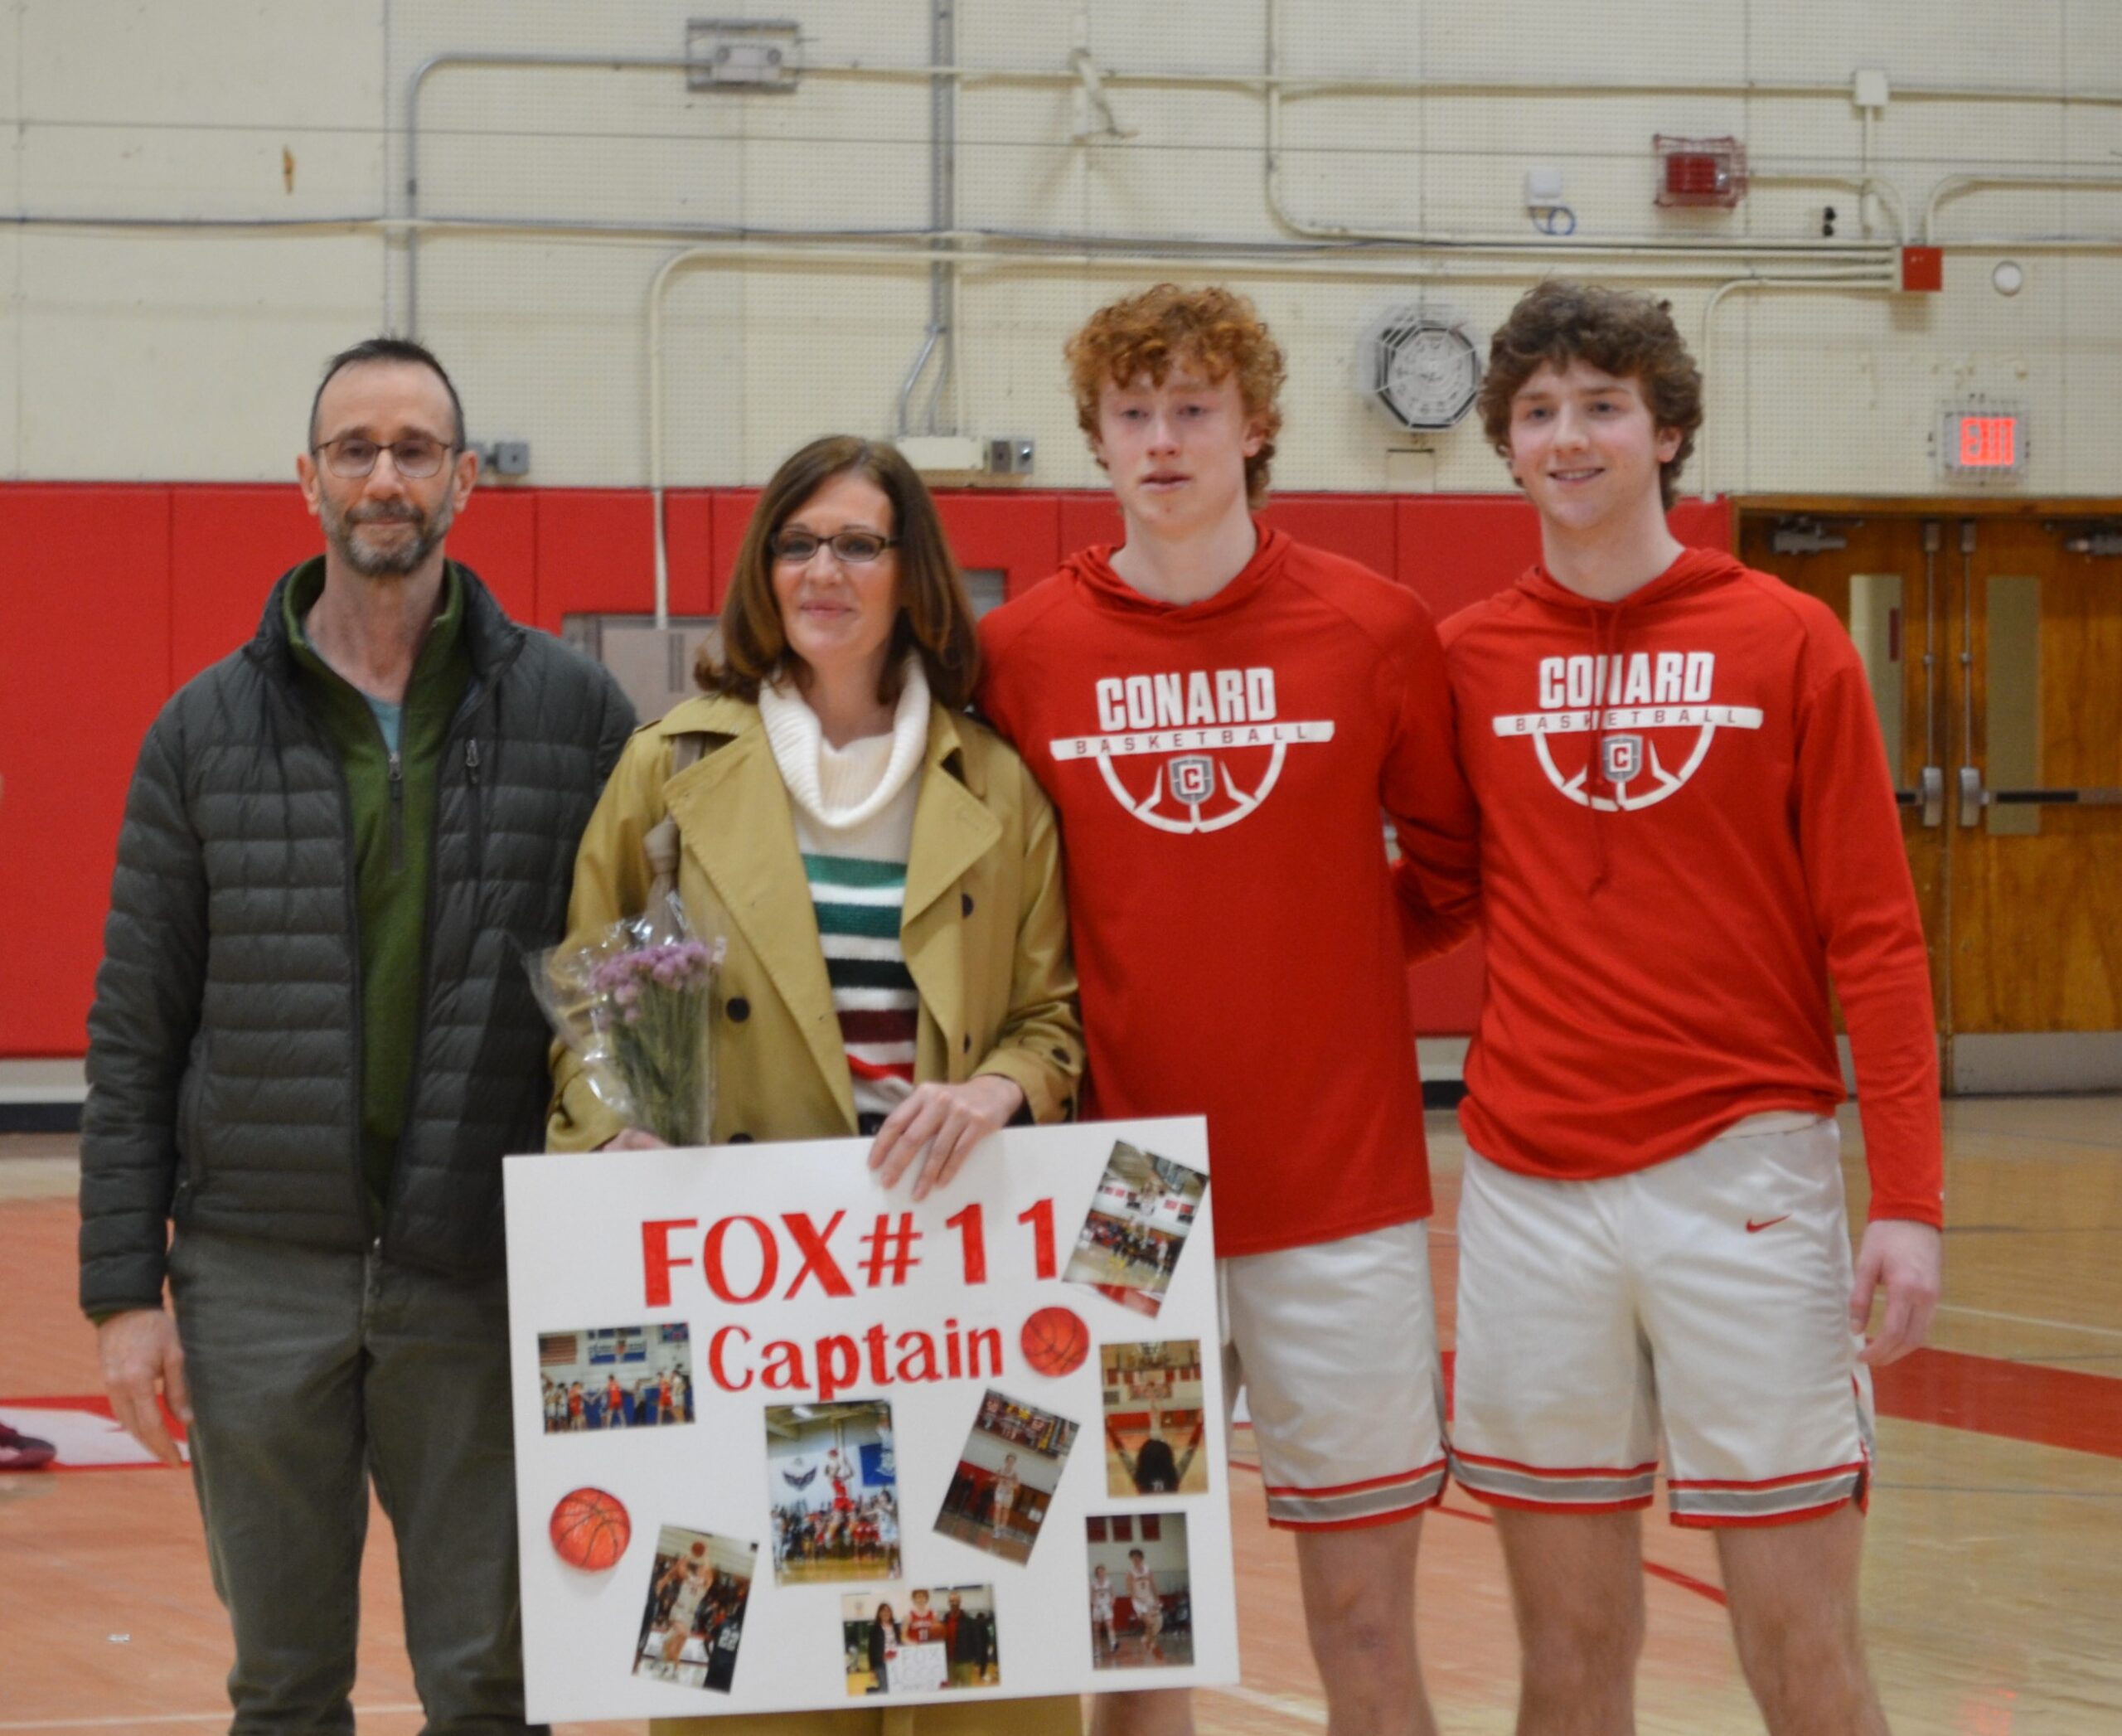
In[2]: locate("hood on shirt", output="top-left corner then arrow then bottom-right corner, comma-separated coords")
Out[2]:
1059,520 -> 1292,621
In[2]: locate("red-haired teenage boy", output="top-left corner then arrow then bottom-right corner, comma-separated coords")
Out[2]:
1409,279 -> 1942,1735
979,284 -> 1475,1736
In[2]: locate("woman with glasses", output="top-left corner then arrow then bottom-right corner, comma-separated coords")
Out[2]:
550,434 -> 1084,1735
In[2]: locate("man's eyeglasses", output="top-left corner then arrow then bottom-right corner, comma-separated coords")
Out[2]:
770,531 -> 898,565
312,436 -> 458,479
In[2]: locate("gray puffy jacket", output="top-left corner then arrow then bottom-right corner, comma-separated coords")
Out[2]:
80,563 -> 635,1315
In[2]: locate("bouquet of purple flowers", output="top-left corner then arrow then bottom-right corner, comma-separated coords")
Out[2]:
530,896 -> 725,1146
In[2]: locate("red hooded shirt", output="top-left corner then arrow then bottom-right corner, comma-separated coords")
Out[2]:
1428,549 -> 1942,1224
978,525 -> 1475,1256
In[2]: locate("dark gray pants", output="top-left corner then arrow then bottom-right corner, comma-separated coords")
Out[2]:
170,1228 -> 545,1735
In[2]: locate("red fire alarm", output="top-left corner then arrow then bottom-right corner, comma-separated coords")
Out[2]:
1900,246 -> 1944,293
1653,135 -> 1747,208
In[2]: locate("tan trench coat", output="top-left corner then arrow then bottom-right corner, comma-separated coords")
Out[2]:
548,691 -> 1086,1736
550,691 -> 1084,1153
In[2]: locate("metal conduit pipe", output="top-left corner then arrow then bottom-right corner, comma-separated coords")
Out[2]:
401,41 -> 2122,327
1751,171 -> 1909,246
1261,0 -> 1905,256
1922,172 -> 2122,244
899,0 -> 958,439
1694,272 -> 1900,497
36,211 -> 2122,257
643,237 -> 1894,621
0,209 -> 1911,264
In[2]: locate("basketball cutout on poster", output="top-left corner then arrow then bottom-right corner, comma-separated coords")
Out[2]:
1020,1306 -> 1090,1376
551,1486 -> 632,1572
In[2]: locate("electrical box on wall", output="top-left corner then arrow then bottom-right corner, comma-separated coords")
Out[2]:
686,18 -> 802,92
1935,398 -> 2028,483
1652,134 -> 1747,208
897,435 -> 1036,479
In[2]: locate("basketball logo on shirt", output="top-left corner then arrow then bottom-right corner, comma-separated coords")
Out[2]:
1600,735 -> 1643,783
1166,755 -> 1216,804
1492,651 -> 1763,813
1049,667 -> 1335,834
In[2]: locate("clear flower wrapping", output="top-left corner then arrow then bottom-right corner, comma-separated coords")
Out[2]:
530,895 -> 725,1147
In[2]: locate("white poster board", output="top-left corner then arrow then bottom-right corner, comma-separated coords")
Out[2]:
506,1116 -> 1237,1722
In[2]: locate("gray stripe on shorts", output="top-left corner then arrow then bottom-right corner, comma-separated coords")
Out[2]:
1451,1454 -> 1657,1508
1669,1471 -> 1863,1520
1267,1464 -> 1446,1526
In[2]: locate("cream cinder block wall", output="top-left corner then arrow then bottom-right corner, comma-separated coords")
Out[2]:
3,0 -> 2119,496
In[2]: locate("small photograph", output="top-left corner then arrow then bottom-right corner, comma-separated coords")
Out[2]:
1062,1141 -> 1208,1317
1086,1512 -> 1194,1671
767,1399 -> 903,1583
1101,1341 -> 1209,1496
538,1322 -> 695,1433
841,1584 -> 1001,1696
933,1389 -> 1080,1565
632,1525 -> 755,1693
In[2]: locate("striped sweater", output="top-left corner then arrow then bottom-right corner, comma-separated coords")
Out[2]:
758,664 -> 929,1128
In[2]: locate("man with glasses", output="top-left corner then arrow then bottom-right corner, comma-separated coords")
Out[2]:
81,337 -> 632,1732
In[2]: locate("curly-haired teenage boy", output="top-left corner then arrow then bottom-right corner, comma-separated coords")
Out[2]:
1410,279 -> 1942,1734
978,284 -> 1475,1736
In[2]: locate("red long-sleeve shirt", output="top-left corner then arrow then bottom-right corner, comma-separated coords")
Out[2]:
1427,550 -> 1943,1224
978,526 -> 1475,1256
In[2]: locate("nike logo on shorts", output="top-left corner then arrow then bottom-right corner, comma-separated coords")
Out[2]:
1746,1215 -> 1792,1234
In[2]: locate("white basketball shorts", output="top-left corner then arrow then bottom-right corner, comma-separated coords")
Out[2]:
1451,1113 -> 1875,1528
1221,1219 -> 1447,1530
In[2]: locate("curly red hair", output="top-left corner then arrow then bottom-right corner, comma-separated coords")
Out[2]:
1065,284 -> 1286,507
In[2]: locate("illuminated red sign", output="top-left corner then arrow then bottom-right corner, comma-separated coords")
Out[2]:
1956,415 -> 2018,468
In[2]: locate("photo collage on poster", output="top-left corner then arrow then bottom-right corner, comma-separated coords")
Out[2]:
539,1321 -> 696,1433
1066,1143 -> 1211,1671
1062,1141 -> 1208,1317
537,1137 -> 1214,1700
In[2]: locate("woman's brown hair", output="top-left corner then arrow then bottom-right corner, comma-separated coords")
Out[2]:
696,434 -> 981,708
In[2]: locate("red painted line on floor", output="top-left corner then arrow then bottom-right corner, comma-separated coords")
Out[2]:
1870,1346 -> 2122,1459
1,1394 -> 188,1472
1642,1560 -> 1729,1606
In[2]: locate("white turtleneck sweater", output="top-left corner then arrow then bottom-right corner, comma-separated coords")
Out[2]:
758,662 -> 931,1129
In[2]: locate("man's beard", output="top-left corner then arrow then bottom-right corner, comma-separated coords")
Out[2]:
321,491 -> 454,579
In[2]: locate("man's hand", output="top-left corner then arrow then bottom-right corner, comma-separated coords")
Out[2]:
1849,1219 -> 1942,1365
97,1308 -> 191,1466
867,1076 -> 1025,1201
599,1128 -> 670,1152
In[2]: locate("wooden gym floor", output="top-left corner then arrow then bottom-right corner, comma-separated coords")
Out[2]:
3,1098 -> 2118,1734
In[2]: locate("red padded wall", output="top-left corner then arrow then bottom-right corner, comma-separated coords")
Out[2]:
709,490 -> 763,609
937,492 -> 1062,599
0,488 -> 172,1053
1,480 -> 1731,1057
443,487 -> 539,624
169,485 -> 317,684
530,488 -> 718,633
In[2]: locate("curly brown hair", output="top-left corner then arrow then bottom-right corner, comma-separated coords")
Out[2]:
1477,280 -> 1703,509
1065,284 -> 1287,507
696,434 -> 980,709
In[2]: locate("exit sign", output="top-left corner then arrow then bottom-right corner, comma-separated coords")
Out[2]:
1938,402 -> 2028,481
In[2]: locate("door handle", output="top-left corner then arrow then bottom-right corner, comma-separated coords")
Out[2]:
1919,766 -> 1945,827
1987,786 -> 2122,808
1958,765 -> 1984,827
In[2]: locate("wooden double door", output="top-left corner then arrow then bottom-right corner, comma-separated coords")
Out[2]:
1740,502 -> 2122,1093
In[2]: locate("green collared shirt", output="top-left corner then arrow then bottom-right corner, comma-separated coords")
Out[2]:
284,559 -> 472,1215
